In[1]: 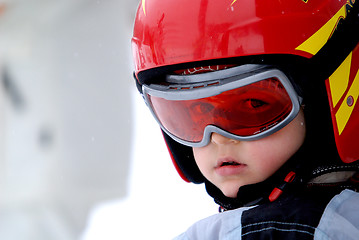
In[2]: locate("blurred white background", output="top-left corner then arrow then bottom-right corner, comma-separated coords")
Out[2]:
0,0 -> 217,239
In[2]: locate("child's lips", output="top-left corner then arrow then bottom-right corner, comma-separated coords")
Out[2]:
215,157 -> 246,176
215,157 -> 242,167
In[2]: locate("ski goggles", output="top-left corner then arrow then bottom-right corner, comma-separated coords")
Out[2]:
142,65 -> 302,148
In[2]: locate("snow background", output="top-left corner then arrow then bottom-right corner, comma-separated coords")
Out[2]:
0,0 -> 217,239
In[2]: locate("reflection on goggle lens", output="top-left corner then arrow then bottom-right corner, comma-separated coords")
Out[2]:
147,77 -> 292,143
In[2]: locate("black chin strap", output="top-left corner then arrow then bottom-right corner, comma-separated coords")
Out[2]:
205,173 -> 306,211
205,164 -> 306,211
205,180 -> 270,210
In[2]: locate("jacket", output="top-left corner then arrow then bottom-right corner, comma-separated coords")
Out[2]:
173,189 -> 359,240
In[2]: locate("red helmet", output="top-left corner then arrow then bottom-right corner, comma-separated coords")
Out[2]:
132,0 -> 359,183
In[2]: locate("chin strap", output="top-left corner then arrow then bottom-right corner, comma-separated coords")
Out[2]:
205,181 -> 269,212
205,170 -> 301,212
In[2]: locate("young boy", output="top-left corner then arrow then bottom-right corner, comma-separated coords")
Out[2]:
131,0 -> 359,238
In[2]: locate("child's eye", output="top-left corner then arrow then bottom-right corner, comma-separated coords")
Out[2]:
245,99 -> 268,109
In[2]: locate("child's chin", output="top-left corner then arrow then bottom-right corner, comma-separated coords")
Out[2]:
221,188 -> 239,198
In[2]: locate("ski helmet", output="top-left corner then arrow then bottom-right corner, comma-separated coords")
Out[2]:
132,0 -> 359,183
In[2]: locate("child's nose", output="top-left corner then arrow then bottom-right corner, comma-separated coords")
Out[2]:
211,132 -> 238,145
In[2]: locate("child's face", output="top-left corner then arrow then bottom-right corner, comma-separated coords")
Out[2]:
193,109 -> 306,198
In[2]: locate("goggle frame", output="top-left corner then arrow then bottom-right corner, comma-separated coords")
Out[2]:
143,64 -> 302,148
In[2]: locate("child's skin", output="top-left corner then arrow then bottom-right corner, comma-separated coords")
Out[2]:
193,109 -> 306,198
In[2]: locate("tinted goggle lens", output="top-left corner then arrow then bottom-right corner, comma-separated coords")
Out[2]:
143,67 -> 301,147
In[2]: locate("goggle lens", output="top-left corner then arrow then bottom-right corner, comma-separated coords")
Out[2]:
147,77 -> 293,143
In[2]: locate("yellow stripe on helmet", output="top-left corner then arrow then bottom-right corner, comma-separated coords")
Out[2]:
296,5 -> 347,55
328,52 -> 359,135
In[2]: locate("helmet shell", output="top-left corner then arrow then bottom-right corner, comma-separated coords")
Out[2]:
132,0 -> 346,74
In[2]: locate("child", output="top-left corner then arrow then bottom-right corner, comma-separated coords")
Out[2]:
131,0 -> 359,238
